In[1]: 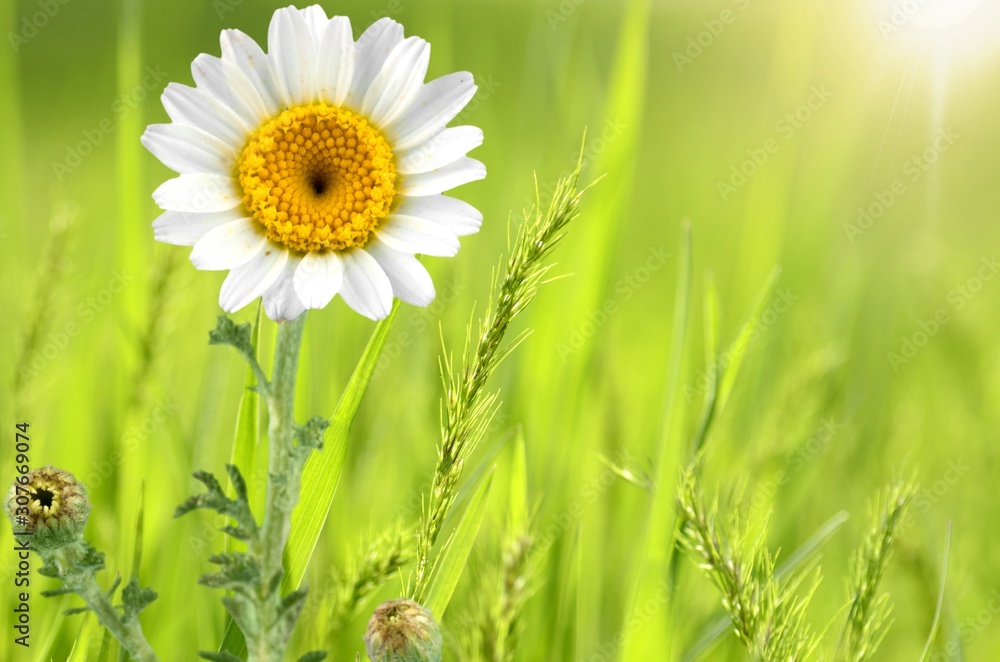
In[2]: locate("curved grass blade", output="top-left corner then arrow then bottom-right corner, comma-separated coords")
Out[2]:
227,302 -> 263,515
918,522 -> 952,662
618,221 -> 692,660
421,472 -> 494,618
715,267 -> 781,413
284,302 -> 401,590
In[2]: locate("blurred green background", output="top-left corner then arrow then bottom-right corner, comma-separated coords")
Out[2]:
2,0 -> 999,659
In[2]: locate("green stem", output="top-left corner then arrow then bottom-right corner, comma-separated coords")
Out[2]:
52,544 -> 158,662
249,314 -> 307,661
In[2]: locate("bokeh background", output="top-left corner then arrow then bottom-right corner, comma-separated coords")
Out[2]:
2,0 -> 999,659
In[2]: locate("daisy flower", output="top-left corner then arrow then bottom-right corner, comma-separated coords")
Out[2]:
142,5 -> 485,321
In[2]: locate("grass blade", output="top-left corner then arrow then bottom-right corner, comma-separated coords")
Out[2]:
618,221 -> 692,660
682,510 -> 850,661
715,268 -> 780,413
284,302 -> 401,589
220,304 -> 400,657
421,472 -> 494,618
228,303 -> 263,513
918,522 -> 952,662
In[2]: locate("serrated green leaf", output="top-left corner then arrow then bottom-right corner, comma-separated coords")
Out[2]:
295,416 -> 330,450
209,315 -> 254,355
199,651 -> 244,662
421,472 -> 494,618
121,577 -> 157,620
220,304 -> 400,658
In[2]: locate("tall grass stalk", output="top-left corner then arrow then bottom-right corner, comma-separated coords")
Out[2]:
411,159 -> 593,600
676,466 -> 821,661
835,481 -> 915,661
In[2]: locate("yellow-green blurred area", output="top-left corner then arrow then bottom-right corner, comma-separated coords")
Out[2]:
2,0 -> 999,659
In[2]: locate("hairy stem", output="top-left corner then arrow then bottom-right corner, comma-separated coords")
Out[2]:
51,542 -> 158,662
249,314 -> 307,661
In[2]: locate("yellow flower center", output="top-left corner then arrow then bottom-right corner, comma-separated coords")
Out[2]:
237,103 -> 397,253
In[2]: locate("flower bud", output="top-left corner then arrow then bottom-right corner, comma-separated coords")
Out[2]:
4,466 -> 91,552
364,598 -> 443,662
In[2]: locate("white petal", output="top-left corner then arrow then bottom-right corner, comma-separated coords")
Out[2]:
316,17 -> 355,106
362,37 -> 430,127
152,209 -> 244,246
367,239 -> 435,307
396,195 -> 483,237
401,158 -> 486,197
376,214 -> 460,257
339,248 -> 393,320
190,218 -> 267,270
141,124 -> 234,175
346,18 -> 404,108
388,72 -> 477,151
293,251 -> 344,309
299,4 -> 329,41
153,173 -> 242,213
220,29 -> 282,115
263,257 -> 307,322
192,54 -> 270,126
268,6 -> 317,106
220,247 -> 289,313
397,126 -> 484,175
162,83 -> 250,146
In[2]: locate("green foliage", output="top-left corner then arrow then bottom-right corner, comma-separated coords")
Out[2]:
121,578 -> 158,621
3,0 -> 994,659
836,482 -> 916,661
285,303 -> 402,593
328,525 -> 413,634
413,161 -> 593,597
677,467 -> 822,661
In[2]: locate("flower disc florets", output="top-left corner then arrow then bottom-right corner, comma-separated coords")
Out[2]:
364,598 -> 443,662
4,466 -> 91,552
